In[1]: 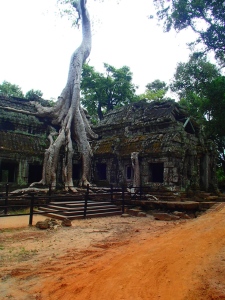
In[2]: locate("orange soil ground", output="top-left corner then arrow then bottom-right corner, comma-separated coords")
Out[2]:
0,204 -> 225,300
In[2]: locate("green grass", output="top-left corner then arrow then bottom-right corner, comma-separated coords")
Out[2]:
8,207 -> 38,215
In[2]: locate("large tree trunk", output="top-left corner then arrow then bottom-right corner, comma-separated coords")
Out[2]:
31,0 -> 97,191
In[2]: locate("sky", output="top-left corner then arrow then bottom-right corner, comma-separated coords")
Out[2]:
0,0 -> 197,100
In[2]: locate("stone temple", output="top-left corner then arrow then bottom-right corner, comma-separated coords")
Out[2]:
0,95 -> 217,192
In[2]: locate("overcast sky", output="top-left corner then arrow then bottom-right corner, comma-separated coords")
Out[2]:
0,0 -> 196,99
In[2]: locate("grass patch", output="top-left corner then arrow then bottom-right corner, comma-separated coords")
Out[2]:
16,247 -> 38,261
8,208 -> 30,215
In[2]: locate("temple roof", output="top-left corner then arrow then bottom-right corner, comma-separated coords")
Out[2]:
95,100 -> 192,127
92,100 -> 202,158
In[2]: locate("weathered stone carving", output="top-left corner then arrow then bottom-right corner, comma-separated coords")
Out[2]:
131,152 -> 140,193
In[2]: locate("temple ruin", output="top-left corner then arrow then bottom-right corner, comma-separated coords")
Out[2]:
0,95 -> 217,192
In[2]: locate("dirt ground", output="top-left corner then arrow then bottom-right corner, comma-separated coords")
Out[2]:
0,205 -> 225,300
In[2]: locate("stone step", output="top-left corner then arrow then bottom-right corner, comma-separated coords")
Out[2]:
197,192 -> 213,199
66,202 -> 117,208
198,202 -> 219,210
216,196 -> 225,202
38,210 -> 121,220
41,202 -> 118,210
38,200 -> 121,220
39,206 -> 120,216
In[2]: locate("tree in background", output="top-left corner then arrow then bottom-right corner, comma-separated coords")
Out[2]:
154,0 -> 225,66
0,81 -> 24,98
140,79 -> 169,101
26,89 -> 55,106
171,53 -> 225,176
203,76 -> 225,174
25,89 -> 43,100
170,53 -> 220,120
81,63 -> 138,123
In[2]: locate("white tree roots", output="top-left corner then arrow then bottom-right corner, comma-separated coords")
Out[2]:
31,0 -> 97,192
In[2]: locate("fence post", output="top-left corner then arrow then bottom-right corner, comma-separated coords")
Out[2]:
29,192 -> 35,226
4,183 -> 9,215
84,184 -> 89,219
110,184 -> 113,202
122,185 -> 125,214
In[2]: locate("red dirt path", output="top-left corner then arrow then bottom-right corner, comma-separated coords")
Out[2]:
1,205 -> 225,300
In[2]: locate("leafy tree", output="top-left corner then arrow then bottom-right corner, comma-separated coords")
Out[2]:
171,54 -> 225,172
0,81 -> 24,98
25,89 -> 43,100
81,63 -> 138,122
146,80 -> 168,93
203,76 -> 225,172
140,79 -> 169,101
26,89 -> 55,107
171,53 -> 220,119
154,0 -> 225,65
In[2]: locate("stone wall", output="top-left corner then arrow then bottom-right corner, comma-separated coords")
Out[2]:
0,96 -> 49,189
92,100 -> 217,191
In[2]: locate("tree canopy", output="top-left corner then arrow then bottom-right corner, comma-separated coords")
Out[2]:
154,0 -> 225,65
170,53 -> 225,173
81,63 -> 138,122
140,79 -> 169,101
171,52 -> 220,119
203,76 -> 225,171
0,81 -> 24,98
25,89 -> 43,100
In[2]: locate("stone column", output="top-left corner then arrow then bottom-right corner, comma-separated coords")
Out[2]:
17,160 -> 28,185
201,154 -> 209,191
131,152 -> 140,192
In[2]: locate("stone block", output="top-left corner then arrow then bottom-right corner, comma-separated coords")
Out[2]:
153,213 -> 180,221
61,219 -> 72,226
137,212 -> 147,217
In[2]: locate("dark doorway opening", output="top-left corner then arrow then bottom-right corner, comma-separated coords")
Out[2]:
28,164 -> 42,183
149,163 -> 164,183
73,164 -> 82,180
126,165 -> 133,180
0,162 -> 18,182
96,163 -> 107,180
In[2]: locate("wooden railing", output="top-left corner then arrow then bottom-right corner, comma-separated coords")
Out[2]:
0,184 -> 153,226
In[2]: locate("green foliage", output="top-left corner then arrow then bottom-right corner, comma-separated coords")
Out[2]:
57,0 -> 81,27
26,90 -> 54,107
140,79 -> 169,101
171,53 -> 220,97
171,53 -> 220,120
154,0 -> 225,65
81,63 -> 138,123
203,77 -> 225,171
0,81 -> 24,98
216,167 -> 225,190
25,89 -> 43,100
171,53 -> 225,173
